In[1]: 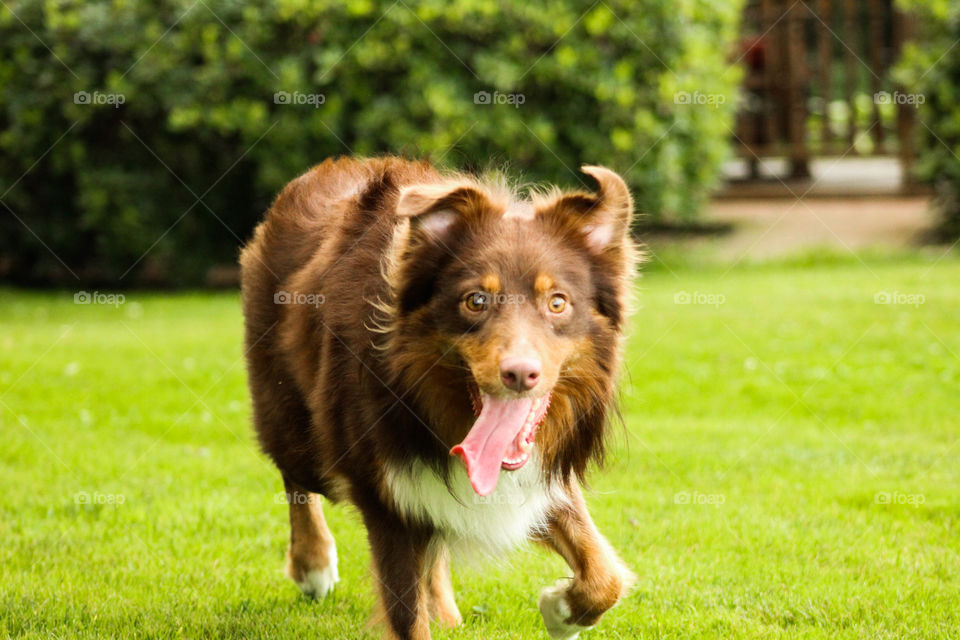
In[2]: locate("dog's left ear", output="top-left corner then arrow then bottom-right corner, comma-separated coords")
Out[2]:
545,166 -> 633,253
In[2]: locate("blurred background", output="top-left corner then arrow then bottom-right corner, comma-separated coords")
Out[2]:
1,0 -> 957,285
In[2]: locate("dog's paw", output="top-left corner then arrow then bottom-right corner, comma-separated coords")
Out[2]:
291,545 -> 339,600
538,579 -> 592,640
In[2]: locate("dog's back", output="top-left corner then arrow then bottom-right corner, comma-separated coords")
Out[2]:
240,157 -> 440,492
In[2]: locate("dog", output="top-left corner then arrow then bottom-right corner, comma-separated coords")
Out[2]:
240,156 -> 637,639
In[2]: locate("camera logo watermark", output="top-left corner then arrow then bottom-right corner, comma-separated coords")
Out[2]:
274,290 -> 326,307
474,90 -> 525,108
273,91 -> 325,108
674,91 -> 726,107
74,90 -> 126,108
875,491 -> 925,508
874,91 -> 924,106
74,291 -> 125,307
874,291 -> 924,307
674,491 -> 725,508
674,291 -> 725,307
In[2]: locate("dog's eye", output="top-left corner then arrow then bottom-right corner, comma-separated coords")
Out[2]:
548,294 -> 567,314
463,292 -> 490,312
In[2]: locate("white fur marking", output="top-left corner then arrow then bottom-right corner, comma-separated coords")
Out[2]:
539,579 -> 591,639
418,209 -> 458,238
384,455 -> 566,556
294,544 -> 339,600
583,221 -> 614,250
504,202 -> 535,220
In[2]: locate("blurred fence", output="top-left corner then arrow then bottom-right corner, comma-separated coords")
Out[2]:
734,0 -> 916,186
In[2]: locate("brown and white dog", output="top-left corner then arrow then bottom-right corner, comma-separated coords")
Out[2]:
240,157 -> 637,639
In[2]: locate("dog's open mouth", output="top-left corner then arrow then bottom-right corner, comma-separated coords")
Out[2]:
450,380 -> 551,496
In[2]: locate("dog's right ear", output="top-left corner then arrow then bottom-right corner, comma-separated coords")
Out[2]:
396,183 -> 493,241
392,183 -> 494,314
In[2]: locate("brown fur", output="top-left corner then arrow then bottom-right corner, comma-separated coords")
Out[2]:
425,546 -> 461,627
536,482 -> 637,626
283,480 -> 335,588
241,156 -> 638,639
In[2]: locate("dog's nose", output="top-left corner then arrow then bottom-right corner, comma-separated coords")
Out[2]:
500,357 -> 541,392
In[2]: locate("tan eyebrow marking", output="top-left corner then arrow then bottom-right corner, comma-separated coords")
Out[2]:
481,274 -> 501,293
535,273 -> 555,295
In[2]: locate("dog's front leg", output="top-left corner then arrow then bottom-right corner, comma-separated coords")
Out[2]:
535,482 -> 634,639
362,505 -> 434,640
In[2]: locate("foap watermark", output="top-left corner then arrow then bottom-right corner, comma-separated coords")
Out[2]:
473,491 -> 526,506
674,491 -> 725,508
674,91 -> 726,107
274,290 -> 326,307
74,491 -> 125,506
474,90 -> 525,108
74,291 -> 125,307
874,291 -> 925,307
875,491 -> 925,508
874,91 -> 924,106
472,292 -> 527,306
74,90 -> 126,108
273,90 -> 326,108
674,291 -> 725,308
275,491 -> 323,506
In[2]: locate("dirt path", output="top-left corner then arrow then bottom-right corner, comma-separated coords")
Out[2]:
698,196 -> 936,260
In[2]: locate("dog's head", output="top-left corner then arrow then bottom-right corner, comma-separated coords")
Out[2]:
383,166 -> 637,495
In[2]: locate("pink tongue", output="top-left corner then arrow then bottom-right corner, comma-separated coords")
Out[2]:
450,395 -> 532,496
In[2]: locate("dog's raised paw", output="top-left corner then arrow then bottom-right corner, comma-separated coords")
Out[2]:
538,579 -> 592,640
292,545 -> 340,600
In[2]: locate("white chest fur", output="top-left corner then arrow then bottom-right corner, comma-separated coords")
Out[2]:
384,456 -> 567,556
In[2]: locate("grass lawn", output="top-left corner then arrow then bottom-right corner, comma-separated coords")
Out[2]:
1,251 -> 958,639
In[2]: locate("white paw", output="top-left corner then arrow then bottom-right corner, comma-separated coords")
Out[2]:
538,579 -> 591,639
294,545 -> 339,600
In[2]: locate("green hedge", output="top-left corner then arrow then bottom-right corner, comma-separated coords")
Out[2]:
895,0 -> 960,239
0,0 -> 742,285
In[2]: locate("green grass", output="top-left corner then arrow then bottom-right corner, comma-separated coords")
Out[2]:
1,251 -> 958,639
